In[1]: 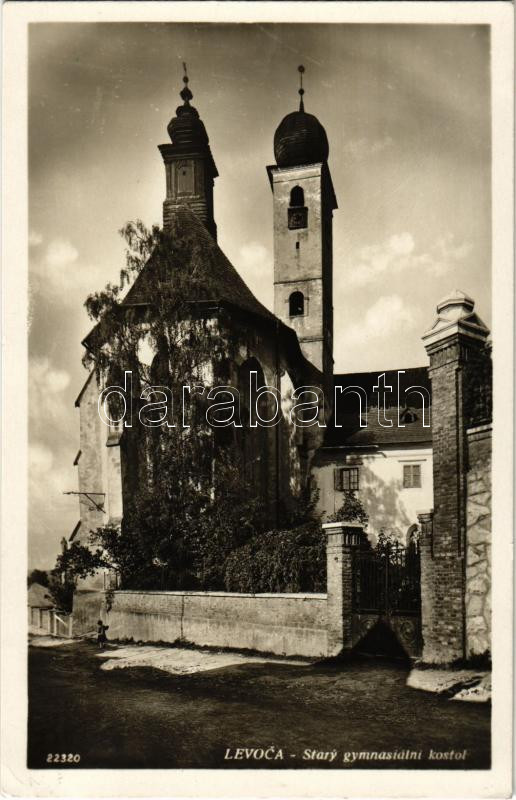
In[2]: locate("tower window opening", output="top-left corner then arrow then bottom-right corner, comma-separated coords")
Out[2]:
289,291 -> 305,317
288,186 -> 308,230
295,241 -> 300,250
290,186 -> 304,207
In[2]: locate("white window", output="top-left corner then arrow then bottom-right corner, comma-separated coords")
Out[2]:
334,467 -> 360,492
403,463 -> 421,489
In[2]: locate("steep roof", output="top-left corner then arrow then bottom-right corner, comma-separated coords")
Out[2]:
81,207 -> 318,385
74,370 -> 94,408
28,583 -> 54,608
324,367 -> 432,448
122,207 -> 276,325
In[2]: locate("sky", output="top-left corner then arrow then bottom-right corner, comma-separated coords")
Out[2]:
28,22 -> 491,568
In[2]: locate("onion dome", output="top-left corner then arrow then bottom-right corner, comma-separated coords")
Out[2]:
167,64 -> 210,152
274,65 -> 329,168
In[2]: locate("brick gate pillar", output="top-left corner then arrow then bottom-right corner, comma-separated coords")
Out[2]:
417,510 -> 435,660
421,291 -> 490,663
323,521 -> 364,657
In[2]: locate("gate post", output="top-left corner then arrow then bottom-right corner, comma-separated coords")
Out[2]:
417,509 -> 434,661
422,291 -> 490,663
323,521 -> 363,657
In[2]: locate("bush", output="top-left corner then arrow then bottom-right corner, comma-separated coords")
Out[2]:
27,569 -> 50,588
327,491 -> 368,527
47,572 -> 75,612
224,521 -> 326,594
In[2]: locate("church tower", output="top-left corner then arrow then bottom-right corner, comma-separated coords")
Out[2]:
159,66 -> 218,239
267,66 -> 337,384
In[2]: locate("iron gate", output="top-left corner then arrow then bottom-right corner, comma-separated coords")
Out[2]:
352,536 -> 421,616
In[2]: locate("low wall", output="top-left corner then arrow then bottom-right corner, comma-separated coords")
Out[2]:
105,590 -> 328,658
28,606 -> 52,634
72,590 -> 105,636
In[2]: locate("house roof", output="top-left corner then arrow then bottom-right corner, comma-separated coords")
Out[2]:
69,520 -> 82,541
74,370 -> 94,408
324,367 -> 432,448
81,207 -> 318,385
28,582 -> 54,609
121,207 -> 276,325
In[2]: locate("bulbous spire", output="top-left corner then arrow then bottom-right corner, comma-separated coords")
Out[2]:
167,63 -> 210,151
273,65 -> 329,168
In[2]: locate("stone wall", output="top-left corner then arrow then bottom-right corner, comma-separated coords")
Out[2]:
465,424 -> 492,657
103,590 -> 328,658
72,590 -> 106,636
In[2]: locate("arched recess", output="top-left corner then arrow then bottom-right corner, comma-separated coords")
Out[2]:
289,290 -> 305,317
144,350 -> 172,481
290,186 -> 304,207
211,357 -> 240,449
406,523 -> 419,547
109,358 -> 144,517
236,357 -> 270,501
288,185 -> 308,230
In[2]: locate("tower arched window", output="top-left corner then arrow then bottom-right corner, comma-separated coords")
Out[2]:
289,291 -> 305,317
288,186 -> 308,230
290,186 -> 304,207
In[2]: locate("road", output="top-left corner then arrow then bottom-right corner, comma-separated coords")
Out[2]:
28,641 -> 490,770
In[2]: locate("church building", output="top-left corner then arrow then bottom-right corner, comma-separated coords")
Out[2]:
70,67 -> 492,666
73,66 -> 434,564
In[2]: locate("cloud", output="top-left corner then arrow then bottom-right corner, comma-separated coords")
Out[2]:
45,238 -> 79,268
343,294 -> 416,347
30,235 -> 113,306
30,357 -> 71,395
239,241 -> 270,277
237,241 -> 273,309
31,237 -> 80,290
425,234 -> 474,277
29,357 -> 72,437
29,440 -> 77,567
347,232 -> 472,287
29,362 -> 78,568
29,230 -> 43,247
29,442 -> 54,473
342,135 -> 394,162
388,232 -> 415,256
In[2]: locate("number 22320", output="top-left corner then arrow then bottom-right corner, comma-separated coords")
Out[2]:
46,753 -> 81,764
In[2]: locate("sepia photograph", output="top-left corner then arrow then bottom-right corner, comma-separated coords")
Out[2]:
1,2 -> 514,797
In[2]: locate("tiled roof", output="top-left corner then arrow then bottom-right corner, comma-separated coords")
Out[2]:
82,208 -> 318,384
122,207 -> 276,325
28,583 -> 54,609
324,367 -> 432,447
74,371 -> 94,408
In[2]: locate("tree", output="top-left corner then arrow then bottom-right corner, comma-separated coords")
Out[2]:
27,569 -> 49,588
54,219 -> 320,593
327,490 -> 369,527
224,484 -> 325,593
46,573 -> 76,613
53,448 -> 269,592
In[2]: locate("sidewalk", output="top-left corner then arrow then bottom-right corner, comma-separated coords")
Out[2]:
29,633 -> 76,647
95,643 -> 310,675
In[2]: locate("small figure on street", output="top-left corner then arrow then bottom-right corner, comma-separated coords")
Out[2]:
97,619 -> 109,649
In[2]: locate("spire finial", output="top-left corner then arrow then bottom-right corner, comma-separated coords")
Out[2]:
180,62 -> 193,105
298,65 -> 305,112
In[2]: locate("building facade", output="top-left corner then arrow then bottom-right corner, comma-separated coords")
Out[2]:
70,69 -> 492,665
313,367 -> 433,543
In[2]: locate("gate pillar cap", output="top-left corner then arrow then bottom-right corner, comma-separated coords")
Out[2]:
323,521 -> 363,531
